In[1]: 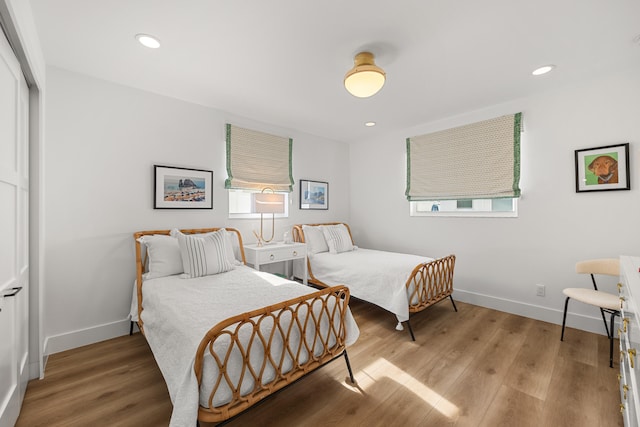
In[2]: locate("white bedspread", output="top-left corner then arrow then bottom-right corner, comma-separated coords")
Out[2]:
139,265 -> 359,427
310,248 -> 433,323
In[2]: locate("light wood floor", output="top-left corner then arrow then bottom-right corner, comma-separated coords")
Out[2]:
17,300 -> 623,427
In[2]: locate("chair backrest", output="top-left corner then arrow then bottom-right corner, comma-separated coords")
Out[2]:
575,258 -> 619,276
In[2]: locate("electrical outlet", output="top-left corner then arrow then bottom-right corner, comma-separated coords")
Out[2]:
536,284 -> 545,297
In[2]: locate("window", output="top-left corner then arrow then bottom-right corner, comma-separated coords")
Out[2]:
228,189 -> 289,219
225,124 -> 293,217
410,198 -> 517,217
406,113 -> 522,218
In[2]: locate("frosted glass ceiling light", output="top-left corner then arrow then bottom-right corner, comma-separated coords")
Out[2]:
136,34 -> 161,49
344,52 -> 386,98
532,65 -> 555,76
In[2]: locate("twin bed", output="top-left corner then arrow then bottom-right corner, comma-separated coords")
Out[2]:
292,222 -> 457,340
132,223 -> 455,425
132,227 -> 359,426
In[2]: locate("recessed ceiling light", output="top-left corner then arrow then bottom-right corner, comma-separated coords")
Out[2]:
365,121 -> 376,127
136,34 -> 161,49
532,65 -> 555,76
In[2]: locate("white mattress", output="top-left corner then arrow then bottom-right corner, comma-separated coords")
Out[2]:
310,248 -> 433,322
138,265 -> 359,426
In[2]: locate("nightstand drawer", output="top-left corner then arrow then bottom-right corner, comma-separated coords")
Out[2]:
256,246 -> 306,263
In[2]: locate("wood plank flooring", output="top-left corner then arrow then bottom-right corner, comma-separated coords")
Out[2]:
16,300 -> 623,427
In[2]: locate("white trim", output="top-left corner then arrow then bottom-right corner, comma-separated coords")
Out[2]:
453,288 -> 614,336
43,318 -> 131,355
410,198 -> 518,218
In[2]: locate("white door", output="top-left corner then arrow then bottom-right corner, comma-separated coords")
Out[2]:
0,24 -> 30,427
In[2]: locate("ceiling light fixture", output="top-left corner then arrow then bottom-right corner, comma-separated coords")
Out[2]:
344,52 -> 386,98
532,65 -> 555,76
136,33 -> 161,49
365,121 -> 376,127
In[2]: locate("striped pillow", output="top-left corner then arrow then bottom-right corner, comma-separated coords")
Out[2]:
173,229 -> 234,278
321,224 -> 354,254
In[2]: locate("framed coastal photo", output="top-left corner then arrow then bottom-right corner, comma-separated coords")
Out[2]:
575,143 -> 630,193
299,180 -> 328,210
154,165 -> 213,209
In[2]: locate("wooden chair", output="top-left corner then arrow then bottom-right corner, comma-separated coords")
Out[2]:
560,258 -> 620,367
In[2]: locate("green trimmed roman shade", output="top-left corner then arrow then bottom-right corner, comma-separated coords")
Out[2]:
225,124 -> 294,192
406,113 -> 522,201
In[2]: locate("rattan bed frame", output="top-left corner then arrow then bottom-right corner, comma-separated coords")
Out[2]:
134,227 -> 356,424
292,222 -> 457,340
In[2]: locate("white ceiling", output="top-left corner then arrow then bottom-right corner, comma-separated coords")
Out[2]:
29,0 -> 640,143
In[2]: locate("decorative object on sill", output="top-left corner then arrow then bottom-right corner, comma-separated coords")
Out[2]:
299,180 -> 328,210
344,51 -> 385,98
154,165 -> 213,209
575,143 -> 630,193
252,188 -> 285,246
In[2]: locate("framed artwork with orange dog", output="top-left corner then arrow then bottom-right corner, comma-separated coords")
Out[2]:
575,143 -> 630,192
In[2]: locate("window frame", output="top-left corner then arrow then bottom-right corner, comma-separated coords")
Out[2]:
410,198 -> 518,218
228,189 -> 289,219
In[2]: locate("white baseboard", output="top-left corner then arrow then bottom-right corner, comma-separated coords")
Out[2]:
43,318 -> 132,356
453,289 -> 613,336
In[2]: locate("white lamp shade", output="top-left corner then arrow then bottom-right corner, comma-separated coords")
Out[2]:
252,193 -> 285,214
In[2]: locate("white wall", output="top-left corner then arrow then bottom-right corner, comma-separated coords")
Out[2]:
43,67 -> 350,353
349,66 -> 640,334
43,62 -> 640,353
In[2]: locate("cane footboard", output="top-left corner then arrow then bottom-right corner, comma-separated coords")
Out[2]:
194,285 -> 352,423
406,254 -> 456,313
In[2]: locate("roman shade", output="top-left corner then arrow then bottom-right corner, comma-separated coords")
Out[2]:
225,124 -> 294,192
406,113 -> 522,201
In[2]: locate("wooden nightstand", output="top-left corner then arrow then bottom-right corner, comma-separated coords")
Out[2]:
244,242 -> 308,285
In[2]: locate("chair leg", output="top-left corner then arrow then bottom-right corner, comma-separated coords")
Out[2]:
449,295 -> 458,312
609,311 -> 617,368
600,308 -> 611,339
561,297 -> 570,341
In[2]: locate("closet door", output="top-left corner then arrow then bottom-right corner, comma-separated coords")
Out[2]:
0,25 -> 29,427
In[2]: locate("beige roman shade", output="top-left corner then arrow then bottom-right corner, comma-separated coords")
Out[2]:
406,113 -> 522,201
225,124 -> 294,192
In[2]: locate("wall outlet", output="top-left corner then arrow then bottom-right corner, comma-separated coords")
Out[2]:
536,284 -> 545,297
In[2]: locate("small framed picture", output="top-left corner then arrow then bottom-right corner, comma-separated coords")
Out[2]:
575,143 -> 630,193
299,180 -> 328,210
154,165 -> 213,209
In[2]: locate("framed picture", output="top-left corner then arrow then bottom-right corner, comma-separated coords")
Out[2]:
575,143 -> 630,193
154,165 -> 213,209
299,180 -> 328,210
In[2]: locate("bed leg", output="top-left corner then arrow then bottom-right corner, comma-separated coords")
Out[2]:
406,320 -> 416,341
343,350 -> 357,386
129,321 -> 134,336
449,296 -> 458,312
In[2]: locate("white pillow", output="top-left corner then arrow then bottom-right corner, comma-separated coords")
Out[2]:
169,228 -> 240,266
172,229 -> 235,278
321,224 -> 354,254
137,235 -> 183,279
220,228 -> 243,265
302,225 -> 329,254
